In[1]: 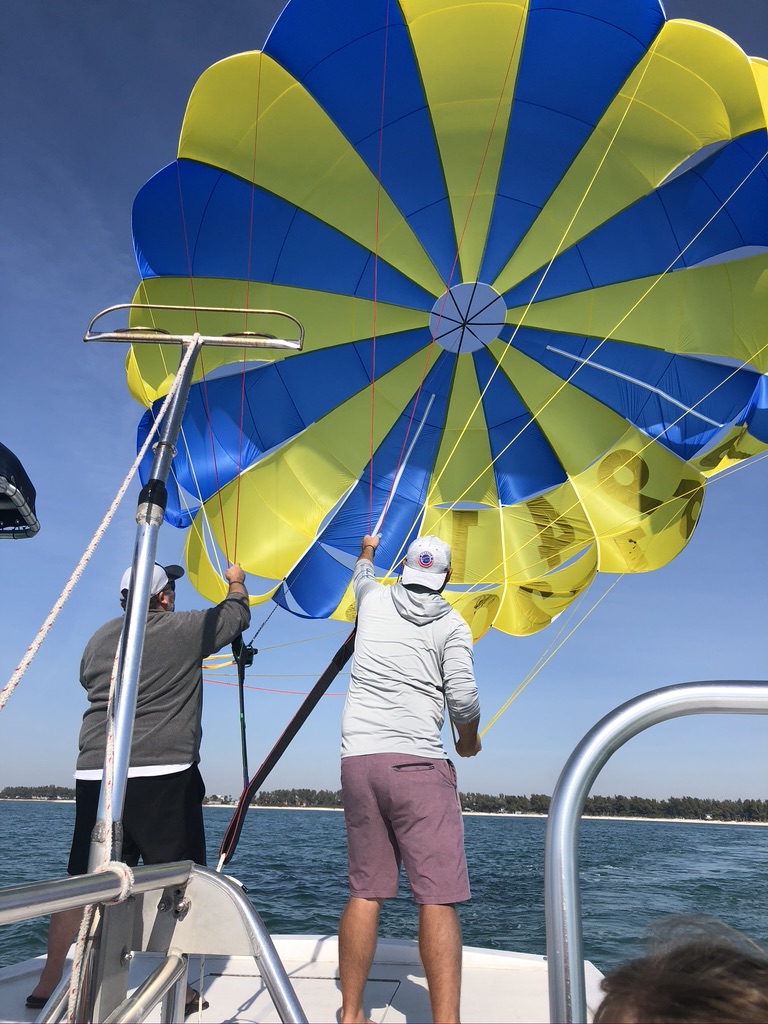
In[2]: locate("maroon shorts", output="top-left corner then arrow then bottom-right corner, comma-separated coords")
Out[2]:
341,752 -> 470,905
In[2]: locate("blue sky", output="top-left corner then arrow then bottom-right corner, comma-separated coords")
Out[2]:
1,1 -> 767,804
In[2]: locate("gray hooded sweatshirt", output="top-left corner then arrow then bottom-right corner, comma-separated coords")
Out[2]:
341,559 -> 480,760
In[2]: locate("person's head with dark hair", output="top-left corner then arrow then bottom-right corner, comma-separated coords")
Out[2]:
594,917 -> 768,1023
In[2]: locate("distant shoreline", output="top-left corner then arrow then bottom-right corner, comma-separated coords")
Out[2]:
2,800 -> 766,826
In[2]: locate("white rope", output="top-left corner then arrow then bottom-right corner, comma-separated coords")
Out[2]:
66,903 -> 99,1023
97,860 -> 136,903
64,861 -> 136,1022
0,340 -> 200,712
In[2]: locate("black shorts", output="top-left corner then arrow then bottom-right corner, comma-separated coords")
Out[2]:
68,764 -> 207,874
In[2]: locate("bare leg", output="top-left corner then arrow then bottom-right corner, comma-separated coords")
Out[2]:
418,903 -> 462,1024
27,907 -> 83,1000
28,907 -> 201,1008
338,896 -> 382,1024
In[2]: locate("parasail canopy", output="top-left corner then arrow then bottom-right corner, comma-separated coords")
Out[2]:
128,0 -> 768,638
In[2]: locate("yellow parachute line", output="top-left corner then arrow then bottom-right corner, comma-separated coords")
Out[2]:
479,451 -> 767,735
480,575 -> 625,736
423,39 -> 661,509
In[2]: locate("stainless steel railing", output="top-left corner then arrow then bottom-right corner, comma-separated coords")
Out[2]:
0,861 -> 307,1023
544,680 -> 768,1024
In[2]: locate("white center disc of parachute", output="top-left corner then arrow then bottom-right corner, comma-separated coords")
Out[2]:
429,282 -> 507,353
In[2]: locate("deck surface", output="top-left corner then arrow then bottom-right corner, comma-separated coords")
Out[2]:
0,935 -> 604,1022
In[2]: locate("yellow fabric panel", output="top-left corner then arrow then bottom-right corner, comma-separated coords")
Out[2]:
473,544 -> 598,638
691,423 -> 768,478
404,0 -> 527,281
494,19 -> 766,294
506,255 -> 768,372
420,505 -> 501,585
184,525 -> 280,607
178,51 -> 445,297
572,430 -> 705,573
426,358 -> 498,508
487,340 -> 632,474
182,347 -> 438,580
420,486 -> 592,585
751,58 -> 768,124
126,277 -> 429,406
328,573 -> 397,629
443,587 -> 501,641
326,544 -> 597,640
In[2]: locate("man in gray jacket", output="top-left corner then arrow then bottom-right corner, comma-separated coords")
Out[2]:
27,560 -> 250,1014
338,535 -> 481,1024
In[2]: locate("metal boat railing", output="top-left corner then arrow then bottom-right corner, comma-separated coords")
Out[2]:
544,679 -> 768,1024
0,860 -> 307,1022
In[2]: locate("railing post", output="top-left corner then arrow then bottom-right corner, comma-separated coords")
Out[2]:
545,680 -> 768,1024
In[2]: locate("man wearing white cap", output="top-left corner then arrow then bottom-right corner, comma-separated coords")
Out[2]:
338,534 -> 481,1024
27,560 -> 249,1016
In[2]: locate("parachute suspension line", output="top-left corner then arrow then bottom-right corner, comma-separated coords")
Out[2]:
243,626 -> 350,653
246,598 -> 281,646
451,73 -> 768,521
195,347 -> 234,563
243,49 -> 264,319
0,343 -> 196,711
480,574 -> 625,736
370,7 -> 524,546
366,7 -> 542,564
423,138 -> 768,586
372,394 -> 436,540
173,161 -> 202,332
230,347 -> 249,567
425,48 -> 661,512
480,326 -> 768,591
367,0 -> 391,533
231,52 -> 266,561
205,673 -> 348,696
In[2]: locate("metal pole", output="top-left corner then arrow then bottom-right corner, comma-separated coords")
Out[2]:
545,680 -> 768,1024
90,337 -> 204,868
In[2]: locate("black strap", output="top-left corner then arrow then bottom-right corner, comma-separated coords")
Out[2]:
231,635 -> 256,790
217,628 -> 356,867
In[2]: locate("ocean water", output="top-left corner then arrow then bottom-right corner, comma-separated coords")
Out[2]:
2,802 -> 767,973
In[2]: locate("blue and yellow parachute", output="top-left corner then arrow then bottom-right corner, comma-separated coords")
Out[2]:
128,0 -> 768,638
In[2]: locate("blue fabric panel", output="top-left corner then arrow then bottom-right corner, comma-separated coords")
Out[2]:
481,0 -> 664,282
744,373 -> 768,443
275,544 -> 356,619
510,328 -> 763,460
265,0 -> 456,283
504,132 -> 768,303
274,354 -> 463,615
274,377 -> 450,617
137,411 -> 197,528
133,161 -> 436,308
472,348 -> 567,503
140,331 -> 430,526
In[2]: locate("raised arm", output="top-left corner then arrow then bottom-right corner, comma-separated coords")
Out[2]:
358,535 -> 379,564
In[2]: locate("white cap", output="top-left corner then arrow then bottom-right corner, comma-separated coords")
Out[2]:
120,563 -> 185,597
401,536 -> 451,591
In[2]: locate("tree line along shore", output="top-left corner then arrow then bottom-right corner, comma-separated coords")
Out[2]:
2,786 -> 767,822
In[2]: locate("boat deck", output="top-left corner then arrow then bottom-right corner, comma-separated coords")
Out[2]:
0,935 -> 604,1022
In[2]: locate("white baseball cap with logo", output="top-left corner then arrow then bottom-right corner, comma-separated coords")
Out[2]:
120,563 -> 185,598
401,536 -> 451,591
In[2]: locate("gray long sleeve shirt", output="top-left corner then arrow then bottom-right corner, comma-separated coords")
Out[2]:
341,559 -> 480,759
76,594 -> 250,771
